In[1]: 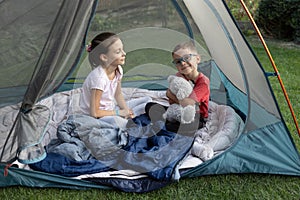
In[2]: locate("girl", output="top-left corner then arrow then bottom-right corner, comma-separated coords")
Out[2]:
80,32 -> 150,128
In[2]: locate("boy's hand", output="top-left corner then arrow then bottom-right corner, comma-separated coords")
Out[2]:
166,89 -> 178,104
179,98 -> 196,107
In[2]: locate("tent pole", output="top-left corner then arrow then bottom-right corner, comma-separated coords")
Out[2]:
239,0 -> 300,136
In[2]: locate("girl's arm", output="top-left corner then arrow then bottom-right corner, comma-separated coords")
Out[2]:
115,82 -> 134,118
90,89 -> 117,118
115,81 -> 128,110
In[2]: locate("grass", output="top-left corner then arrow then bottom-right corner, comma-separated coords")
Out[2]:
1,38 -> 300,200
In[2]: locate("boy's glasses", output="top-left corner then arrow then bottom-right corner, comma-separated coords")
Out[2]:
172,54 -> 197,66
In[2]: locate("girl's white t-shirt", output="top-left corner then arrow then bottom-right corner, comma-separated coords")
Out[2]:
80,65 -> 123,115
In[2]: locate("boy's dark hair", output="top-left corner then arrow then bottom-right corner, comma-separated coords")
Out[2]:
88,32 -> 120,68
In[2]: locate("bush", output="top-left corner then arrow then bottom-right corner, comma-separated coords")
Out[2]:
225,0 -> 260,21
256,0 -> 300,43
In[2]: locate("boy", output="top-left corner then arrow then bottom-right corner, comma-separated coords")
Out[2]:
146,41 -> 210,133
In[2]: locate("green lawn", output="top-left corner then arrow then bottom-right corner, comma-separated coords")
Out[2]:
1,38 -> 300,200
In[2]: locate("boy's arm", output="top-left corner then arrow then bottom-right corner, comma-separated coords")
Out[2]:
180,97 -> 196,107
167,89 -> 196,107
166,89 -> 179,104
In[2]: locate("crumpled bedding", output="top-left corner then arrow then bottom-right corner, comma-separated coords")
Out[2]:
45,114 -> 128,161
2,87 -> 244,182
30,114 -> 195,181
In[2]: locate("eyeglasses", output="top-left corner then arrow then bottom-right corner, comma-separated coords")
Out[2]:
172,54 -> 197,66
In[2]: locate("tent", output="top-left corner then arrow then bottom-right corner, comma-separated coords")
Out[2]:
0,0 -> 300,193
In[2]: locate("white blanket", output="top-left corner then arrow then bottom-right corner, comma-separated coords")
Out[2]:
191,101 -> 244,161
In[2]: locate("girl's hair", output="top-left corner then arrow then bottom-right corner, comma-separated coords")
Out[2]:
172,40 -> 197,56
88,32 -> 120,68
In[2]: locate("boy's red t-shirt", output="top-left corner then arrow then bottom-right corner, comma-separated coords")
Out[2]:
176,72 -> 210,118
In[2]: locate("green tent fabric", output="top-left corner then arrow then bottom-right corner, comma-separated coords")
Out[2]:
0,0 -> 299,192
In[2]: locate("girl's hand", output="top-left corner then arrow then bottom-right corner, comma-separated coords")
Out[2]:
119,109 -> 135,119
128,109 -> 135,119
